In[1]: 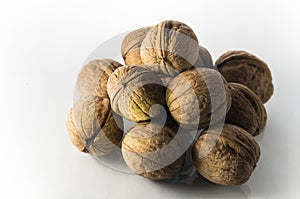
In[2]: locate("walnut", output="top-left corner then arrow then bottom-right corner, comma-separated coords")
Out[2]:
77,59 -> 122,98
194,45 -> 213,68
107,65 -> 165,122
215,50 -> 274,103
193,124 -> 261,185
121,27 -> 152,65
166,68 -> 232,130
122,122 -> 186,180
66,108 -> 86,152
140,20 -> 199,77
226,83 -> 267,136
67,95 -> 123,156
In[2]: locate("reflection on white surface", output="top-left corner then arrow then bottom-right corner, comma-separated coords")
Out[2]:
153,177 -> 251,199
90,156 -> 251,199
93,147 -> 132,173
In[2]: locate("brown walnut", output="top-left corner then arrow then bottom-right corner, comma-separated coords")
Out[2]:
67,95 -> 123,156
166,68 -> 232,130
226,83 -> 267,136
122,122 -> 186,180
215,50 -> 274,103
107,65 -> 165,122
77,59 -> 122,98
121,27 -> 152,65
140,20 -> 199,77
193,124 -> 261,186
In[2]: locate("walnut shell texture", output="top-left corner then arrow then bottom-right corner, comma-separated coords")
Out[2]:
107,65 -> 165,122
77,59 -> 122,98
193,124 -> 261,185
66,108 -> 86,152
226,83 -> 267,136
140,20 -> 199,77
194,45 -> 213,68
122,122 -> 186,180
215,50 -> 274,103
121,27 -> 152,65
70,95 -> 123,156
166,68 -> 232,130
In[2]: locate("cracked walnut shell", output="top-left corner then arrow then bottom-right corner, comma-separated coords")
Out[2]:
107,65 -> 165,122
122,122 -> 186,180
226,83 -> 267,136
215,50 -> 274,103
66,95 -> 123,156
140,20 -> 199,77
121,27 -> 152,65
193,124 -> 261,185
166,68 -> 232,130
77,59 -> 122,98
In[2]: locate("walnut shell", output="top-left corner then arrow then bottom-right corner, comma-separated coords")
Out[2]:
66,108 -> 86,152
107,65 -> 165,122
140,20 -> 199,77
77,59 -> 122,98
226,83 -> 267,136
194,45 -> 213,68
166,68 -> 232,130
215,50 -> 274,103
68,95 -> 123,156
122,122 -> 186,180
193,124 -> 261,185
121,27 -> 152,65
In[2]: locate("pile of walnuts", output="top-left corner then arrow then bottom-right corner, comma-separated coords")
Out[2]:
66,20 -> 274,186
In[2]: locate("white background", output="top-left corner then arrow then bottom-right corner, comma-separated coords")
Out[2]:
0,0 -> 299,198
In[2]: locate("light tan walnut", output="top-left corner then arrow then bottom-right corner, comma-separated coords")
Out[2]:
77,59 -> 122,98
121,27 -> 152,65
122,122 -> 186,180
67,95 -> 123,156
66,108 -> 86,152
140,20 -> 199,77
107,65 -> 165,122
166,68 -> 232,130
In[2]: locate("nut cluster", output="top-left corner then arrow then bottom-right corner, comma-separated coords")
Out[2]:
66,20 -> 274,185
67,59 -> 124,155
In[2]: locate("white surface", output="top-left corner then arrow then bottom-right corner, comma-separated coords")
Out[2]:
0,0 -> 300,198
